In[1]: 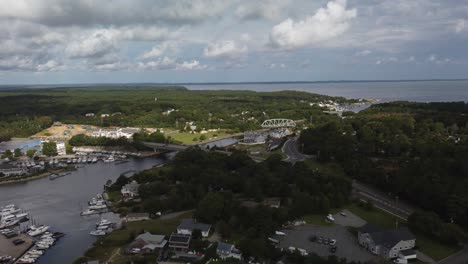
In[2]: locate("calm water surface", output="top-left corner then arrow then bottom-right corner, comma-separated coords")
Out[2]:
0,157 -> 164,264
187,80 -> 468,102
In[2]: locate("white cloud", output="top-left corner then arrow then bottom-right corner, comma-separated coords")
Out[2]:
66,30 -> 116,59
204,40 -> 248,59
137,57 -> 206,71
235,0 -> 288,21
269,0 -> 357,49
355,50 -> 372,56
140,43 -> 178,60
454,19 -> 467,33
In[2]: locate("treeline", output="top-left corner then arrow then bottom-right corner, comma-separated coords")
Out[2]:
111,148 -> 351,260
0,116 -> 52,141
0,87 -> 351,136
300,102 -> 468,232
68,134 -> 131,147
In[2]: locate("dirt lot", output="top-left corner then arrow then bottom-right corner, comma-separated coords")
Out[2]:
32,124 -> 94,140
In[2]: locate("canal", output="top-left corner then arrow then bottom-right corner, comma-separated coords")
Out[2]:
0,157 -> 164,264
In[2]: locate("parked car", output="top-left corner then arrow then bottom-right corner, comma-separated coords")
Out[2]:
12,239 -> 24,245
317,237 -> 323,244
329,239 -> 337,246
330,246 -> 337,253
340,211 -> 347,217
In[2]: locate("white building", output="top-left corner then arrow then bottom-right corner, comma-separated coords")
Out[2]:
56,141 -> 66,156
177,218 -> 211,238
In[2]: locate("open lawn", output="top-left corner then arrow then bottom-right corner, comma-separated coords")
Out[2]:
74,211 -> 192,264
415,233 -> 460,261
304,159 -> 347,177
165,130 -> 226,144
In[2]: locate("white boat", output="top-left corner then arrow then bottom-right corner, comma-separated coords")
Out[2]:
92,157 -> 97,163
36,244 -> 50,250
80,209 -> 97,216
1,214 -> 15,221
29,250 -> 43,256
88,203 -> 106,210
0,219 -> 19,228
96,224 -> 110,230
17,257 -> 36,263
27,225 -> 49,236
15,212 -> 29,220
90,230 -> 106,236
96,219 -> 111,226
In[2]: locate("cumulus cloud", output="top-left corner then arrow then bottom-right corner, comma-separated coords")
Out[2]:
355,50 -> 372,56
269,0 -> 357,49
140,43 -> 177,60
138,57 -> 206,71
454,19 -> 467,33
203,40 -> 248,59
65,30 -> 116,59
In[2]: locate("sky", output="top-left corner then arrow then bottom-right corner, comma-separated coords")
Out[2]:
0,0 -> 468,84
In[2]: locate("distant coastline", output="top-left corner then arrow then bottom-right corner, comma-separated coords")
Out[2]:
1,78 -> 468,89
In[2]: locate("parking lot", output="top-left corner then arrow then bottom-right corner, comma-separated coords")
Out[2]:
333,209 -> 367,227
278,225 -> 376,263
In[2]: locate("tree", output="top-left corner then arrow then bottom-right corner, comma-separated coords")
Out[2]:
65,142 -> 74,154
2,149 -> 13,159
26,149 -> 36,158
199,134 -> 207,141
42,141 -> 57,156
14,148 -> 21,157
196,193 -> 225,223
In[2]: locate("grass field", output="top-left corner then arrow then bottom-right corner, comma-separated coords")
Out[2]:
165,130 -> 227,144
74,211 -> 192,264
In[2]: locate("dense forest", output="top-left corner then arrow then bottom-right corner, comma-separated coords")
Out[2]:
109,148 -> 351,260
300,102 -> 468,234
0,86 -> 354,141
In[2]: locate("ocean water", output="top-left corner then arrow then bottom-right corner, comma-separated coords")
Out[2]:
186,80 -> 468,102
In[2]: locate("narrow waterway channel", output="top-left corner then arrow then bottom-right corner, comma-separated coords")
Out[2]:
0,157 -> 164,264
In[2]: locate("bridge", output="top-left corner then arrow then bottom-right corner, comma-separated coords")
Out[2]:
261,119 -> 296,128
142,142 -> 190,152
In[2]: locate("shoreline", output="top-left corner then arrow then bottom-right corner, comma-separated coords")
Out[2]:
0,171 -> 51,185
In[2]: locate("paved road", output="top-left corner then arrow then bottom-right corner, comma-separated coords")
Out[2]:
438,245 -> 468,264
352,181 -> 415,220
282,137 -> 305,162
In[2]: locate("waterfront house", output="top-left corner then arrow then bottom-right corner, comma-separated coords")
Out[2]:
177,218 -> 211,238
0,164 -> 27,178
217,242 -> 242,260
125,213 -> 150,222
128,232 -> 167,254
169,233 -> 191,251
358,224 -> 416,259
121,180 -> 140,200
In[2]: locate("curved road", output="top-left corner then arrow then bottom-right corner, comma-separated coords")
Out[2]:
282,137 -> 305,162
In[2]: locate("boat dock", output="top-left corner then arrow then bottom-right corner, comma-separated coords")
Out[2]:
0,233 -> 33,263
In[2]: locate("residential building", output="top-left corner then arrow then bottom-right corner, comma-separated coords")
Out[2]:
124,213 -> 150,222
168,233 -> 191,251
56,141 -> 66,155
128,232 -> 167,254
121,180 -> 140,200
217,242 -> 242,260
177,218 -> 212,238
358,224 -> 416,259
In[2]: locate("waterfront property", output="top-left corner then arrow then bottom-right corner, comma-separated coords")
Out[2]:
124,213 -> 150,222
358,224 -> 416,259
176,218 -> 211,238
127,232 -> 167,254
121,180 -> 140,200
0,164 -> 27,178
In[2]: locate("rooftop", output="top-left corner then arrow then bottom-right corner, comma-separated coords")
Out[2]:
169,233 -> 191,244
178,218 -> 211,232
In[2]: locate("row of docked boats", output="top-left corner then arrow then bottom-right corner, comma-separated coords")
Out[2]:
48,171 -> 71,180
90,218 -> 115,236
0,204 -> 29,229
80,194 -> 108,216
16,231 -> 65,264
67,156 -> 98,164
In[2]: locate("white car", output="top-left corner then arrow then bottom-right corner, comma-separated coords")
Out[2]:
326,214 -> 335,222
329,239 -> 337,246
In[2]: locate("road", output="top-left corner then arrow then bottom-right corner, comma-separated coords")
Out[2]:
282,137 -> 305,162
352,181 -> 415,220
438,244 -> 468,264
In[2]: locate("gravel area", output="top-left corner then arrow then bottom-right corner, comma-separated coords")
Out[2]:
333,209 -> 367,227
278,225 -> 376,263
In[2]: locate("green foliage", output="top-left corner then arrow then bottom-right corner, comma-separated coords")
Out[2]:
26,149 -> 36,158
13,148 -> 21,157
1,149 -> 13,159
42,141 -> 57,156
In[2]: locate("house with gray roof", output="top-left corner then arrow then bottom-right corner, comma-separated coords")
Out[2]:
177,218 -> 211,238
169,233 -> 191,251
128,232 -> 167,254
358,224 -> 416,259
217,242 -> 242,260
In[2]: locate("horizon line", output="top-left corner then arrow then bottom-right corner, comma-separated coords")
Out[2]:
1,78 -> 468,87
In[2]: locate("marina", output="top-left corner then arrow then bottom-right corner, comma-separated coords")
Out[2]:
0,157 -> 164,264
